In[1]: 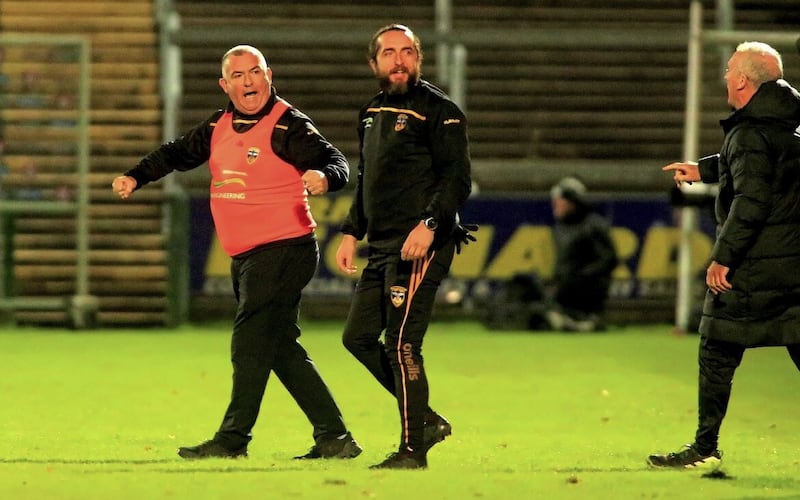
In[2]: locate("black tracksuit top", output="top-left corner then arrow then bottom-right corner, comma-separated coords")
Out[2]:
342,80 -> 472,252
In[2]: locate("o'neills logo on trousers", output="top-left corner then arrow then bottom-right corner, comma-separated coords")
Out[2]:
402,342 -> 420,381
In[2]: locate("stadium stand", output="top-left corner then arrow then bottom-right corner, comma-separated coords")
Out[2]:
177,1 -> 690,164
0,0 -> 167,325
0,1 -> 797,326
173,1 -> 799,188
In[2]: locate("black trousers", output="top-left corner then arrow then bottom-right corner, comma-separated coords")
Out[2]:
342,242 -> 455,452
694,336 -> 800,453
213,238 -> 347,448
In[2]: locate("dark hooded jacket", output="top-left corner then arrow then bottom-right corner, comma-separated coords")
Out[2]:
551,201 -> 617,317
697,79 -> 800,346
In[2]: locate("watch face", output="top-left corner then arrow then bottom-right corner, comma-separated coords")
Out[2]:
425,218 -> 438,230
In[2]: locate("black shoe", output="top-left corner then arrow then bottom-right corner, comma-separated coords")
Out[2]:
647,443 -> 722,469
369,449 -> 427,470
294,431 -> 362,459
177,439 -> 247,460
423,413 -> 452,452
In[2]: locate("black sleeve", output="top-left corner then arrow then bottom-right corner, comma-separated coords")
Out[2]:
275,108 -> 350,192
582,222 -> 618,278
124,111 -> 220,190
340,107 -> 368,239
423,99 -> 472,235
698,154 -> 720,184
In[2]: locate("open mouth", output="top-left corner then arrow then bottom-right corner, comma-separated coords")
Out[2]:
244,91 -> 258,98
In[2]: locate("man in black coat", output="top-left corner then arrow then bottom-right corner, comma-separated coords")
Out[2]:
649,41 -> 800,469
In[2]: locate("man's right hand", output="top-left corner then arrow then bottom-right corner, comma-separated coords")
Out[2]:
112,175 -> 137,199
707,260 -> 732,295
335,234 -> 359,275
662,162 -> 701,187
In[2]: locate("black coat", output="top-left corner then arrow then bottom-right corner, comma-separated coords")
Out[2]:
552,206 -> 617,316
698,79 -> 800,346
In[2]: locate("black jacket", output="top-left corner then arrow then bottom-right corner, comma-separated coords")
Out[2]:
698,79 -> 800,346
552,206 -> 617,316
341,80 -> 472,252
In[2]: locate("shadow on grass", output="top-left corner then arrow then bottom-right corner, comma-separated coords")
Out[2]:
157,466 -> 306,473
0,458 -> 175,465
553,466 -> 644,473
0,457 -> 306,473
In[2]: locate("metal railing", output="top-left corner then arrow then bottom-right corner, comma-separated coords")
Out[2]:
155,1 -> 800,330
0,33 -> 97,327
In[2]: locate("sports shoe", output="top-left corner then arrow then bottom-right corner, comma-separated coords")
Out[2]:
647,444 -> 722,469
177,439 -> 247,460
369,449 -> 427,470
423,413 -> 452,452
294,431 -> 362,459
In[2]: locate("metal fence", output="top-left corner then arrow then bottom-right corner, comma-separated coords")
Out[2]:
0,33 -> 96,327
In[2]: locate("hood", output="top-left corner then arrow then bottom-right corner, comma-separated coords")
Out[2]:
721,79 -> 800,133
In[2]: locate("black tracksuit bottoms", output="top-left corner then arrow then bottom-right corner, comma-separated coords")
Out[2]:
342,242 -> 455,452
214,238 -> 347,449
694,336 -> 800,453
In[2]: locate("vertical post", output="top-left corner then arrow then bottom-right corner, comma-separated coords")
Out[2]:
675,0 -> 704,332
435,0 -> 451,87
75,37 -> 91,299
449,43 -> 467,113
715,0 -> 734,75
158,0 -> 183,145
157,0 -> 190,326
68,36 -> 99,328
0,214 -> 14,323
166,189 -> 189,327
2,215 -> 14,298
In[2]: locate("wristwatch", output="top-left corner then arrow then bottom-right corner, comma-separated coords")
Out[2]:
423,217 -> 438,231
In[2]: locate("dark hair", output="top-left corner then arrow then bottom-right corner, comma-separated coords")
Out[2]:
367,24 -> 423,63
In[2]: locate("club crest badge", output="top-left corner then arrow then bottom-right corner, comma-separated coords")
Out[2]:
246,147 -> 260,164
390,286 -> 407,308
394,114 -> 408,132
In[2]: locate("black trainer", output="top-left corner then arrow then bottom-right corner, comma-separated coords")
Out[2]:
294,431 -> 362,459
177,439 -> 247,460
423,413 -> 452,452
647,443 -> 722,469
370,449 -> 427,470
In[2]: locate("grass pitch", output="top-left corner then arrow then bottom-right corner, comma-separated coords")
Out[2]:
0,320 -> 798,499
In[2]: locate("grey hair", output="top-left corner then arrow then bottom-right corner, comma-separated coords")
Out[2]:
221,45 -> 268,78
735,41 -> 783,85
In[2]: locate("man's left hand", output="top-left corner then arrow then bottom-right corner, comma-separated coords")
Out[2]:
454,223 -> 478,254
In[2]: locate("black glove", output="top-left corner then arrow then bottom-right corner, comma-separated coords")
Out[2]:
454,223 -> 479,254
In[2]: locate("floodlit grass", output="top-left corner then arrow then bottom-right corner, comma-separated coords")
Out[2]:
0,320 -> 798,499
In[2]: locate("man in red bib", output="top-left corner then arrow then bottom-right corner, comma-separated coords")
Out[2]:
112,45 -> 360,460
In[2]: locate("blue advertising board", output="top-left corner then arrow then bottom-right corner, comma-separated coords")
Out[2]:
190,193 -> 716,303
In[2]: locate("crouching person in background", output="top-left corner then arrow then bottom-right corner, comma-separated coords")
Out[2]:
544,177 -> 617,332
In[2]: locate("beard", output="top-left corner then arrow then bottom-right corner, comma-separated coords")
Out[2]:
377,67 -> 420,95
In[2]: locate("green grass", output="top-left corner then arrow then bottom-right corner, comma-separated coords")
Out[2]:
1,321 -> 798,499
